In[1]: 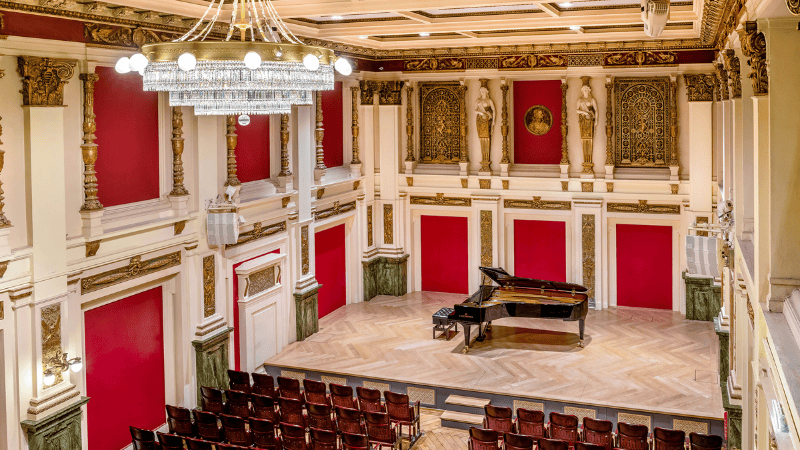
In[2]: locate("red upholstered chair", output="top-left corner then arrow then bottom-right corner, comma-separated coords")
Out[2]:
225,389 -> 252,418
200,387 -> 226,414
220,413 -> 252,447
342,432 -> 370,450
515,409 -> 545,439
217,444 -> 253,450
616,422 -> 649,450
581,417 -> 614,450
336,406 -> 366,435
157,432 -> 185,450
468,427 -> 500,450
185,437 -> 215,450
279,396 -> 308,428
193,409 -> 223,442
308,402 -> 336,432
310,428 -> 341,450
253,373 -> 276,399
363,411 -> 398,450
280,422 -> 308,450
252,394 -> 277,421
331,384 -> 357,409
278,376 -> 305,402
576,443 -> 607,450
484,405 -> 515,436
228,369 -> 252,394
689,432 -> 723,450
503,432 -> 534,450
538,438 -> 569,450
305,379 -> 331,406
166,405 -> 196,437
250,417 -> 279,450
652,427 -> 686,450
384,391 -> 421,441
130,426 -> 158,450
356,386 -> 385,413
548,412 -> 578,445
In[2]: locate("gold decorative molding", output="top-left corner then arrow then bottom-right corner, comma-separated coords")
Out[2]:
723,50 -> 742,99
480,211 -> 492,267
524,105 -> 553,136
278,113 -> 291,177
383,204 -> 393,245
605,78 -> 614,165
419,82 -> 466,164
174,220 -> 186,235
227,221 -> 287,249
604,51 -> 676,67
747,297 -> 754,327
560,82 -> 569,165
81,252 -> 181,294
41,304 -> 63,385
224,116 -> 240,186
316,189 -> 325,200
0,260 -> 8,278
405,84 -> 415,162
499,54 -> 566,70
169,106 -> 188,196
203,255 -> 215,318
788,0 -> 800,15
582,214 -> 596,302
79,72 -> 102,212
741,21 -> 768,96
696,216 -> 709,237
315,90 -> 326,170
504,196 -> 571,210
247,266 -> 276,296
406,177 -> 413,187
353,180 -> 360,190
0,115 -> 8,227
359,80 -> 404,106
669,76 -> 678,168
502,180 -> 509,190
614,77 -> 674,167
671,184 -> 679,194
301,226 -> 309,275
581,182 -> 594,192
85,240 -> 100,257
84,23 -> 173,49
0,300 -> 3,320
405,57 -> 465,72
684,74 -> 715,102
500,82 -> 510,164
315,201 -> 356,221
561,181 -> 569,191
461,178 -> 468,189
714,63 -> 729,101
479,179 -> 490,190
350,86 -> 361,165
607,200 -> 680,214
366,205 -> 373,247
606,182 -> 614,192
17,56 -> 76,106
410,193 -> 472,207
282,197 -> 290,208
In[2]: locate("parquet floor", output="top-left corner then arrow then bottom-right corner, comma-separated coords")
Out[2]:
266,292 -> 723,419
406,409 -> 468,450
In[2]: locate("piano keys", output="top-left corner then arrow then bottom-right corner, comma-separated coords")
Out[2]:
450,267 -> 589,352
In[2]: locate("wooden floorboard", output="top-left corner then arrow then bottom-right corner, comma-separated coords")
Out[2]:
266,291 -> 723,419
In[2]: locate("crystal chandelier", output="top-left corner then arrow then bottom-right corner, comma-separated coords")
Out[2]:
114,0 -> 352,116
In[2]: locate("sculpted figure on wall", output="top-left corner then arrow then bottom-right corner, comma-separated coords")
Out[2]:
577,77 -> 598,174
475,79 -> 496,173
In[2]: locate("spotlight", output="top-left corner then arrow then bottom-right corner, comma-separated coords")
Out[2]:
244,51 -> 262,69
334,57 -> 352,76
303,53 -> 320,71
129,53 -> 148,72
178,53 -> 197,71
115,57 -> 132,74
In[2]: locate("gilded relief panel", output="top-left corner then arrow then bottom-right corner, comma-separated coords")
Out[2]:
418,82 -> 465,164
383,205 -> 394,245
203,255 -> 215,318
41,304 -> 63,385
613,77 -> 673,168
582,215 -> 596,302
367,205 -> 373,247
480,211 -> 492,267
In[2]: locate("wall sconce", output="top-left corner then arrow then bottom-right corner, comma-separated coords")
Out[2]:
43,352 -> 82,386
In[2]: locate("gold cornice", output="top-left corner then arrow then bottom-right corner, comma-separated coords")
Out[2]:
226,220 -> 286,249
81,252 -> 181,294
607,200 -> 680,214
504,196 -> 571,211
410,193 -> 472,207
315,201 -> 357,221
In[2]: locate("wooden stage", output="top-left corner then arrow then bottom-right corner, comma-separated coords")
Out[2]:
265,291 -> 724,423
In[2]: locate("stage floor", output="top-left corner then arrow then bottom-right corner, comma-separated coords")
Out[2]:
266,291 -> 724,419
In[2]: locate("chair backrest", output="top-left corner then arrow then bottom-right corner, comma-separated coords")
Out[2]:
653,427 -> 686,450
515,408 -> 545,438
364,411 -> 395,442
342,432 -> 370,450
200,386 -> 225,414
304,379 -> 330,405
484,404 -> 514,434
280,422 -> 308,450
356,386 -> 384,412
156,432 -> 184,450
548,412 -> 578,443
228,369 -> 251,394
336,406 -> 365,434
165,405 -> 195,436
330,383 -> 357,409
277,376 -> 304,401
225,389 -> 251,418
384,391 -> 412,421
217,443 -> 253,450
503,432 -> 534,450
278,396 -> 306,427
307,402 -> 335,431
617,422 -> 650,450
468,427 -> 499,450
193,409 -> 222,442
220,413 -> 251,446
575,443 -> 608,450
184,438 -> 214,450
252,373 -> 275,398
538,438 -> 569,450
310,428 -> 339,450
249,417 -> 277,449
252,394 -> 276,421
689,432 -> 723,450
130,426 -> 157,450
582,417 -> 614,449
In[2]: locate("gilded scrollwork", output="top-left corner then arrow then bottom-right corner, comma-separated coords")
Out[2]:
203,255 -> 215,318
480,211 -> 492,267
247,266 -> 275,296
315,91 -> 326,170
170,107 -> 188,196
383,205 -> 394,245
405,58 -> 465,71
613,77 -> 673,168
42,304 -> 64,386
684,74 -> 715,102
715,63 -> 730,101
788,0 -> 800,14
723,50 -> 742,99
315,201 -> 357,221
410,193 -> 472,207
80,72 -> 102,211
367,205 -> 373,247
0,115 -> 10,228
500,82 -> 510,164
227,221 -> 287,249
81,252 -> 182,294
607,200 -> 680,214
504,196 -> 571,210
85,240 -> 100,257
17,56 -> 77,106
741,21 -> 768,96
405,84 -> 415,162
279,113 -> 291,176
359,81 -> 404,106
84,23 -> 173,49
419,82 -> 466,164
605,78 -> 614,166
351,87 -> 362,165
224,116 -> 240,186
582,215 -> 596,302
301,226 -> 309,275
603,51 -> 676,67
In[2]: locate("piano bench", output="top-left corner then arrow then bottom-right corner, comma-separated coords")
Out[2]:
432,308 -> 458,341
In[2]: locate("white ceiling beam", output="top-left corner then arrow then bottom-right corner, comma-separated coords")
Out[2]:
395,11 -> 433,23
538,3 -> 561,17
457,31 -> 479,38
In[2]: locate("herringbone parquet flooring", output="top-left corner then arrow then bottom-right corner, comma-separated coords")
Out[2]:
266,292 -> 723,419
409,409 -> 468,450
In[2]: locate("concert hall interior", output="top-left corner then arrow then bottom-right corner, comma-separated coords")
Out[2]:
0,0 -> 797,449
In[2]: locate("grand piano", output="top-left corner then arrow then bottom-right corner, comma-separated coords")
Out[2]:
449,267 -> 589,351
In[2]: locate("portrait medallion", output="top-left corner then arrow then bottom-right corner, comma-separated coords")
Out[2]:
524,105 -> 553,135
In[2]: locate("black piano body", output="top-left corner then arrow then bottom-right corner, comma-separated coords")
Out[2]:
451,267 -> 589,351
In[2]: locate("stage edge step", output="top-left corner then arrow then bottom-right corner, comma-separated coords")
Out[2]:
441,410 -> 485,430
445,395 -> 491,411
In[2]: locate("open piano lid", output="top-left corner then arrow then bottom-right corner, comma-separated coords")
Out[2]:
479,267 -> 588,293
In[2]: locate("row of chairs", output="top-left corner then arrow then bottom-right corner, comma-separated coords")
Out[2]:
481,407 -> 723,450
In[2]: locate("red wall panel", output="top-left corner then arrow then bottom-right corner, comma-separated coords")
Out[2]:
514,220 -> 567,282
315,224 -> 347,318
236,115 -> 270,183
1,11 -> 85,43
322,81 -> 344,168
94,66 -> 160,207
420,215 -> 469,294
513,80 -> 563,164
616,224 -> 673,309
85,287 -> 165,450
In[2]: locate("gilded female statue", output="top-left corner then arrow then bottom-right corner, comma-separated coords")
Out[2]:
576,78 -> 598,173
475,82 -> 496,172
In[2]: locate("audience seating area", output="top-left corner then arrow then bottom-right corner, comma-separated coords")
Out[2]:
129,370 -> 422,450
474,407 -> 724,450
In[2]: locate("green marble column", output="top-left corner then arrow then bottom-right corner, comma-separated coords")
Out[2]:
715,317 -> 741,450
21,397 -> 90,450
191,328 -> 233,408
362,254 -> 409,301
684,272 -> 721,321
294,283 -> 320,341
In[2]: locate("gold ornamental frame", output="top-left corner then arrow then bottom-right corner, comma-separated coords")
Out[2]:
612,77 -> 675,168
418,82 -> 466,164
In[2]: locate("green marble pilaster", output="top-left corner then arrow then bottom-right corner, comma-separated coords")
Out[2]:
684,273 -> 721,321
362,255 -> 409,301
715,317 -> 741,450
191,328 -> 233,408
21,397 -> 89,450
294,283 -> 320,341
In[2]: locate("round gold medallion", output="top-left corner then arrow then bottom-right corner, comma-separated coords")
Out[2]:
524,105 -> 553,136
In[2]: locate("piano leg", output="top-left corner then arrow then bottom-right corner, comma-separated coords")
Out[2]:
476,322 -> 487,342
578,318 -> 585,348
462,324 -> 472,353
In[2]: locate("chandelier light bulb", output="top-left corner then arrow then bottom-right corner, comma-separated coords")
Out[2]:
303,53 -> 320,71
70,360 -> 83,373
419,32 -> 430,37
178,52 -> 197,72
244,51 -> 262,69
43,372 -> 56,386
129,53 -> 149,72
115,57 -> 132,74
334,57 -> 352,76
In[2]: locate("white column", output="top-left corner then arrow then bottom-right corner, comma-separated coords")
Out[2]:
292,104 -> 318,290
376,102 -> 404,258
752,96 -> 769,306
721,99 -> 733,202
688,101 -> 714,217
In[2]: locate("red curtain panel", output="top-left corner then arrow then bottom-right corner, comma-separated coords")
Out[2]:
616,224 -> 673,309
514,220 -> 567,282
315,224 -> 348,318
513,80 -> 564,164
235,115 -> 271,183
322,81 -> 344,168
420,215 -> 470,294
